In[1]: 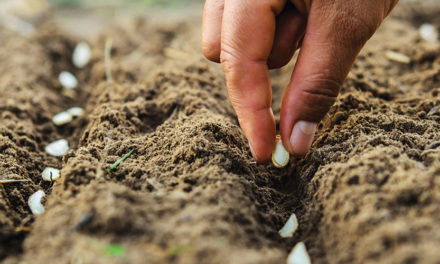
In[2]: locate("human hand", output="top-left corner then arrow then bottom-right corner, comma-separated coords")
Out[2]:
201,0 -> 398,162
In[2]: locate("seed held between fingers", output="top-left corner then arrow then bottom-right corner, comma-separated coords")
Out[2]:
272,135 -> 289,168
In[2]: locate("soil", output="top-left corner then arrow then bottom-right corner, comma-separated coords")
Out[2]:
1,1 -> 440,264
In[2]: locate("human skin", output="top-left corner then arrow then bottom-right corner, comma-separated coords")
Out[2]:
201,0 -> 399,163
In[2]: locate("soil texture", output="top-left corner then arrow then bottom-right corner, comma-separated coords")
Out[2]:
1,1 -> 440,263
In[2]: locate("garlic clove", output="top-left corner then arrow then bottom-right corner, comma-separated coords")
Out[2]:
41,167 -> 60,181
287,242 -> 311,264
279,213 -> 299,238
28,190 -> 45,215
272,135 -> 289,168
72,42 -> 92,68
58,71 -> 78,89
45,139 -> 69,157
66,107 -> 84,117
52,111 -> 73,126
419,23 -> 438,43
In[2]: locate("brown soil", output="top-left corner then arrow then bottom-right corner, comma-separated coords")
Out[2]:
1,2 -> 440,264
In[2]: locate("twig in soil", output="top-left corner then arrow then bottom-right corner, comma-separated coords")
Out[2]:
15,226 -> 32,232
104,38 -> 113,84
0,12 -> 34,36
96,130 -> 113,179
68,212 -> 93,234
0,179 -> 30,183
105,149 -> 134,173
164,47 -> 191,60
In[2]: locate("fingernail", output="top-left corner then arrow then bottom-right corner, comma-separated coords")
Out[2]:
289,121 -> 317,155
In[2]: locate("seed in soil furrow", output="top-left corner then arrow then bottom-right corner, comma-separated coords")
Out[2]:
279,213 -> 298,238
59,71 -> 78,90
287,242 -> 311,264
28,190 -> 45,215
72,42 -> 91,68
41,167 -> 60,181
66,107 -> 84,117
45,139 -> 69,157
52,111 -> 73,126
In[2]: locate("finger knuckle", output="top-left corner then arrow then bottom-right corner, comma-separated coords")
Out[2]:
300,73 -> 340,107
335,11 -> 378,47
219,44 -> 240,74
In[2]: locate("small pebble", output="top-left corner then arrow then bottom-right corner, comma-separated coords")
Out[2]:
419,23 -> 438,43
52,111 -> 73,126
385,51 -> 411,64
28,190 -> 45,215
41,167 -> 60,181
45,139 -> 69,157
59,71 -> 78,89
427,106 -> 439,116
272,135 -> 289,168
72,42 -> 91,68
66,107 -> 84,117
279,213 -> 299,238
287,242 -> 311,264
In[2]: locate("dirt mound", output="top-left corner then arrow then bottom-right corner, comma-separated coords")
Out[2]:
1,2 -> 440,264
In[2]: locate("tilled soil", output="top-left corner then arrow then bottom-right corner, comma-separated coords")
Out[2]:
1,2 -> 440,264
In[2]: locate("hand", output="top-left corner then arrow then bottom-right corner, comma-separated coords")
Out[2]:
201,0 -> 398,162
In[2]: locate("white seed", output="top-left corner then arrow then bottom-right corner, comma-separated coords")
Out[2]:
279,213 -> 298,238
287,242 -> 311,264
272,135 -> 289,168
28,190 -> 45,215
385,51 -> 411,64
72,42 -> 91,68
45,139 -> 69,157
419,23 -> 438,43
58,71 -> 78,89
66,107 -> 84,117
52,111 -> 73,126
41,167 -> 60,181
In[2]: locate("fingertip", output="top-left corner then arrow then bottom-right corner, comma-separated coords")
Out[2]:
201,39 -> 221,63
201,0 -> 223,62
240,108 -> 276,163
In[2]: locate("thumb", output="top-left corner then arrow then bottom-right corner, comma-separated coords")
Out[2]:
280,2 -> 381,155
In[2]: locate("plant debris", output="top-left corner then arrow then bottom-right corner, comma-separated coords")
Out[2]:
105,149 -> 134,173
385,50 -> 411,64
0,179 -> 30,183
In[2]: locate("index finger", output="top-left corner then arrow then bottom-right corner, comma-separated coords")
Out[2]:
220,0 -> 286,162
